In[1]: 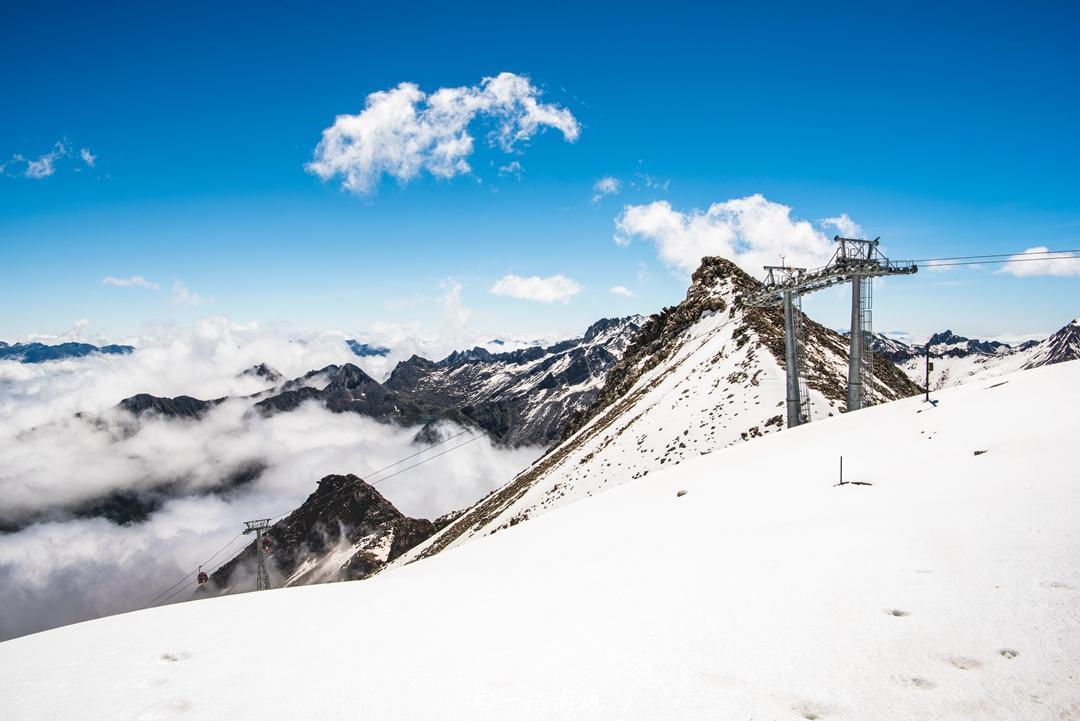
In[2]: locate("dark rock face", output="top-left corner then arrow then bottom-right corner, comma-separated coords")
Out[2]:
1024,319 -> 1080,369
0,341 -> 134,363
382,316 -> 644,447
240,363 -> 283,384
199,474 -> 436,594
253,363 -> 466,428
117,393 -> 224,419
347,340 -> 390,358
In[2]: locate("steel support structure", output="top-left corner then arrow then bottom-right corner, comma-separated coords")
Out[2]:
243,518 -> 272,591
847,275 -> 864,411
782,290 -> 803,427
745,237 -> 917,418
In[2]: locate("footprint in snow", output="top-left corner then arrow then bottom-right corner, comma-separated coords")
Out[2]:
885,608 -> 910,617
945,656 -> 982,670
895,675 -> 936,689
1040,580 -> 1074,591
999,648 -> 1020,659
158,652 -> 190,663
792,701 -> 831,719
133,698 -> 193,720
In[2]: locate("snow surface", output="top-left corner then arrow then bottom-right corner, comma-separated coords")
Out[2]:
2,361 -> 1078,720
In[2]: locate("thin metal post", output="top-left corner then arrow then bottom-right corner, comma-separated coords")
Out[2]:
847,275 -> 863,412
783,290 -> 802,428
924,338 -> 931,402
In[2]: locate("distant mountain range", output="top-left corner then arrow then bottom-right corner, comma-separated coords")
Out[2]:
121,316 -> 645,448
0,340 -> 133,363
0,318 -> 644,533
866,320 -> 1079,389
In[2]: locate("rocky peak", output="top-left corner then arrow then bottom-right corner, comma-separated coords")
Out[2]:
240,363 -> 283,384
439,347 -> 495,366
200,473 -> 436,594
928,330 -> 965,346
325,362 -> 379,391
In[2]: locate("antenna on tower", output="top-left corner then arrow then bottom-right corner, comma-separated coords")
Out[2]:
243,518 -> 272,591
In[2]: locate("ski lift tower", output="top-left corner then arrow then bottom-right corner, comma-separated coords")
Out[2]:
243,518 -> 272,591
744,237 -> 917,423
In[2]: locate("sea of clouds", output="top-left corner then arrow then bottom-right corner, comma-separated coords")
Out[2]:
0,318 -> 539,640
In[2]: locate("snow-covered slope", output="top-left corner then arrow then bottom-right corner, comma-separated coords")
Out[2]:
405,257 -> 920,559
2,360 -> 1077,721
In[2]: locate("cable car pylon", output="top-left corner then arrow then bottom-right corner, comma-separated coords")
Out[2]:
242,518 -> 273,591
744,236 -> 917,423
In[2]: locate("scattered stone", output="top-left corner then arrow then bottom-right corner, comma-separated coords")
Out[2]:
676,490 -> 687,497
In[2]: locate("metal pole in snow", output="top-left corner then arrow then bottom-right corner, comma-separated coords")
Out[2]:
924,338 -> 933,402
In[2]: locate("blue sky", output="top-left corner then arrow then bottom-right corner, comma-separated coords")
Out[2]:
2,0 -> 1078,346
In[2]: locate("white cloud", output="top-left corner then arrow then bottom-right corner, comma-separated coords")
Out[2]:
4,140 -> 98,179
997,246 -> 1080,278
439,279 -> 472,327
102,275 -> 160,290
498,161 -> 523,178
614,194 -> 836,275
17,142 -> 68,179
490,274 -> 582,304
171,281 -> 204,307
820,213 -> 864,239
609,285 -> 634,297
307,72 -> 579,195
592,176 -> 621,203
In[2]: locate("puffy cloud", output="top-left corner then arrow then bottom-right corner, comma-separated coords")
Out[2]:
614,194 -> 836,275
609,285 -> 634,297
80,148 -> 97,167
0,318 -> 538,639
307,72 -> 579,195
997,247 -> 1080,278
820,213 -> 863,239
171,281 -> 204,306
102,275 -> 160,290
490,274 -> 582,304
592,176 -> 621,203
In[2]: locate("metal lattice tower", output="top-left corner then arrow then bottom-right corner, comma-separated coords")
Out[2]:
745,237 -> 916,421
243,518 -> 272,591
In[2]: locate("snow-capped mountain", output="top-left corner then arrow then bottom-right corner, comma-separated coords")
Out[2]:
383,316 -> 645,447
115,316 -> 643,448
5,356 -> 1077,721
868,319 -> 1079,390
402,257 -> 922,562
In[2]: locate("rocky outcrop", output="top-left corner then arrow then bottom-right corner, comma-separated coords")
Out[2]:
199,474 -> 437,594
